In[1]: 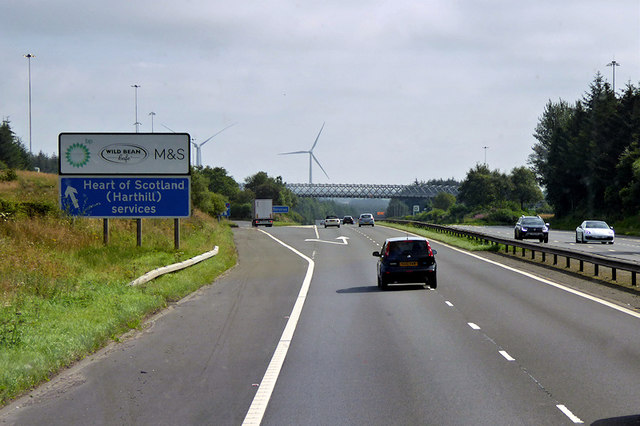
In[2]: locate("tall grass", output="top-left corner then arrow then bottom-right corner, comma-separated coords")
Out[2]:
0,172 -> 237,404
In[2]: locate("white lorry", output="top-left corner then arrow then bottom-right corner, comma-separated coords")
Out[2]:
252,199 -> 273,227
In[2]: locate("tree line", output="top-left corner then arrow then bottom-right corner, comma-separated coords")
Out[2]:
387,168 -> 543,225
0,120 -> 58,175
529,73 -> 640,219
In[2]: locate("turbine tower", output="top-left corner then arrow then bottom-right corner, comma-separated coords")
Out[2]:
279,122 -> 329,183
192,123 -> 236,167
162,123 -> 235,167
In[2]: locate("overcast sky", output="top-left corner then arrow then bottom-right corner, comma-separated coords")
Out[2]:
2,0 -> 639,185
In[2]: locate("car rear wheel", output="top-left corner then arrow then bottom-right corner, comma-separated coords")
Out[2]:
377,275 -> 388,290
427,273 -> 437,289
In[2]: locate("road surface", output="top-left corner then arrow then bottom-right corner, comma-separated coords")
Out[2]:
2,223 -> 640,425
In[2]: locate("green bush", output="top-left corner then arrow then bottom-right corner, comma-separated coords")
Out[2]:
0,169 -> 18,182
231,202 -> 252,220
486,208 -> 522,225
424,208 -> 447,223
21,201 -> 58,218
0,198 -> 19,217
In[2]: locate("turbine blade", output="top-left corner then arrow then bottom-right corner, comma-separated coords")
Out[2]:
279,150 -> 309,155
161,124 -> 177,133
200,122 -> 237,147
311,153 -> 329,179
310,122 -> 325,151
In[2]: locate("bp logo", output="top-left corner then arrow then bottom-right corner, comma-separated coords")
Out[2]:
65,143 -> 91,168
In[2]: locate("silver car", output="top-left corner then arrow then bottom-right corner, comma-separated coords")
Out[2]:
575,220 -> 614,244
358,213 -> 375,227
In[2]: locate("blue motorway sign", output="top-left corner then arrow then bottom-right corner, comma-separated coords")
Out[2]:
272,205 -> 289,213
59,176 -> 190,218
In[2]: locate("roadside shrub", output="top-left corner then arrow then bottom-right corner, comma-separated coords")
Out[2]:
0,198 -> 19,218
231,202 -> 252,219
0,169 -> 18,182
424,208 -> 447,223
486,208 -> 521,225
448,204 -> 470,222
21,201 -> 58,218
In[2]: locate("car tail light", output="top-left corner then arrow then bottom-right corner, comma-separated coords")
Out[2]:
426,242 -> 434,257
384,244 -> 390,257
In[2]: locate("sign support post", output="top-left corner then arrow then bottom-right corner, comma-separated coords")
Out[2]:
174,218 -> 180,250
103,218 -> 109,245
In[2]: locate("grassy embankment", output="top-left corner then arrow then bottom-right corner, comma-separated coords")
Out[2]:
0,171 -> 237,405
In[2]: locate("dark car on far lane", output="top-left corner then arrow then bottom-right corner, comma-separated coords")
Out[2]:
342,215 -> 354,224
514,215 -> 549,243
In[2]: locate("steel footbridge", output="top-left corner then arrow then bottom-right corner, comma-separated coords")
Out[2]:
285,183 -> 459,199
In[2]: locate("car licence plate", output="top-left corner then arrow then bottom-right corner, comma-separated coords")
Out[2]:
400,261 -> 418,267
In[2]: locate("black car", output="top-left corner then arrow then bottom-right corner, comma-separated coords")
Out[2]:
342,215 -> 354,224
514,215 -> 549,243
372,236 -> 437,290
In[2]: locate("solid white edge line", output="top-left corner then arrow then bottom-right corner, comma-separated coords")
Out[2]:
242,230 -> 314,426
556,404 -> 584,423
392,227 -> 640,320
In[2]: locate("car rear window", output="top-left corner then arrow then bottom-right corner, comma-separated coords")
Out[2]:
388,240 -> 428,256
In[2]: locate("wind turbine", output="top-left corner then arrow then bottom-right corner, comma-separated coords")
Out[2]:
279,122 -> 329,183
162,123 -> 235,167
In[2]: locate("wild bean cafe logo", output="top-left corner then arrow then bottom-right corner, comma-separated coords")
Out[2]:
65,143 -> 91,168
100,144 -> 148,164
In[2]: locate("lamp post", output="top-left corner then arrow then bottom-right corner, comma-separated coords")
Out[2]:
131,84 -> 142,246
482,146 -> 489,167
24,53 -> 35,154
606,60 -> 620,93
131,84 -> 141,132
148,111 -> 156,133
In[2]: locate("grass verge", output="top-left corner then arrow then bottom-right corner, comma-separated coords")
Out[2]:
0,209 -> 237,405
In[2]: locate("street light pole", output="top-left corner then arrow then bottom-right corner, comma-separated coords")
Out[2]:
606,60 -> 620,93
130,84 -> 142,246
131,84 -> 141,133
24,53 -> 35,154
148,111 -> 156,133
482,146 -> 489,167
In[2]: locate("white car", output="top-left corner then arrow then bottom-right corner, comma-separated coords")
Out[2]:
324,215 -> 341,228
575,220 -> 614,244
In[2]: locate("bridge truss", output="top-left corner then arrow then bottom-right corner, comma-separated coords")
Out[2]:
286,183 -> 459,199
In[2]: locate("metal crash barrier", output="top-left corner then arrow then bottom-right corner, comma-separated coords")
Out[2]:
384,219 -> 640,286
